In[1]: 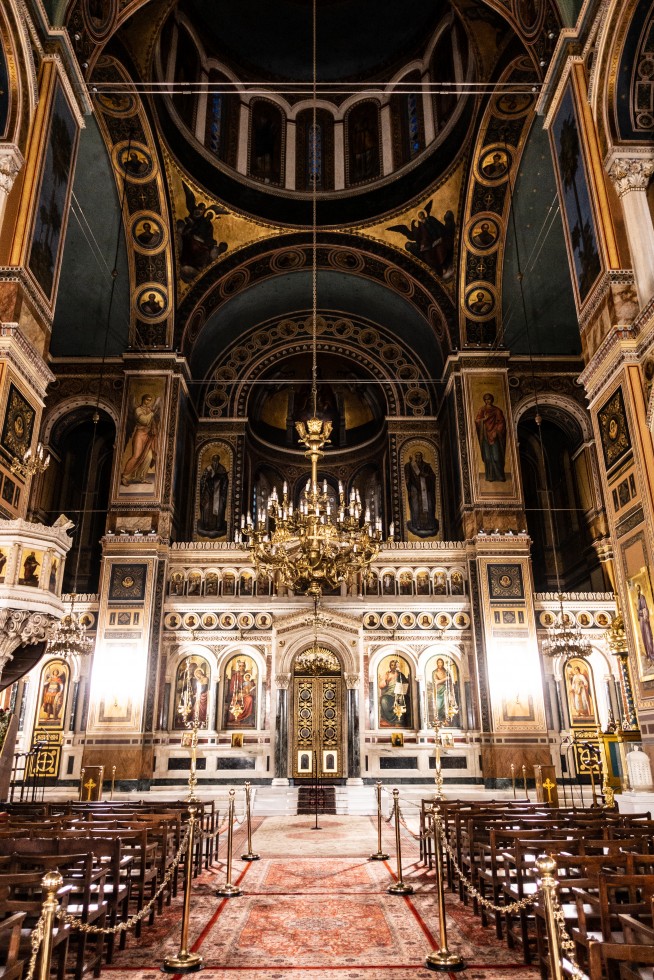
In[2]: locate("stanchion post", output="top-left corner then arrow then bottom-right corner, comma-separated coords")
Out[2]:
510,763 -> 516,799
215,789 -> 242,897
425,806 -> 465,973
370,781 -> 389,861
241,782 -> 260,862
387,788 -> 413,895
78,767 -> 85,802
110,765 -> 116,801
522,764 -> 529,800
536,855 -> 564,980
38,871 -> 64,980
162,807 -> 204,973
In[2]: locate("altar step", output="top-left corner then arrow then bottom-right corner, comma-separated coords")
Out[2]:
253,784 -> 377,816
296,785 -> 337,814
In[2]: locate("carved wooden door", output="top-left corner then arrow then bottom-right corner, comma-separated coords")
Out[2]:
292,674 -> 343,779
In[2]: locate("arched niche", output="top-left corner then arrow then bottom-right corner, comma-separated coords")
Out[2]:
516,405 -> 604,592
249,99 -> 284,185
295,107 -> 335,191
204,68 -> 239,167
39,407 -> 116,593
345,100 -> 381,185
390,70 -> 425,169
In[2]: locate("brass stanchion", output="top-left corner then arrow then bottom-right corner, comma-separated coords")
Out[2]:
536,855 -> 564,980
387,788 -> 413,895
241,782 -> 260,862
522,764 -> 529,800
425,806 -> 464,973
370,781 -> 389,861
38,871 -> 64,980
110,765 -> 116,801
78,767 -> 85,802
510,763 -> 516,799
215,789 -> 242,897
162,807 -> 203,973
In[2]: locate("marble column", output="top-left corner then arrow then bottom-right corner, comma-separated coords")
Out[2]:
0,145 -> 24,232
607,151 -> 654,308
273,673 -> 290,784
346,673 -> 361,783
380,103 -> 393,175
334,120 -> 345,189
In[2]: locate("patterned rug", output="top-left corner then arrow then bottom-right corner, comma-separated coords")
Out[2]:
103,814 -> 538,979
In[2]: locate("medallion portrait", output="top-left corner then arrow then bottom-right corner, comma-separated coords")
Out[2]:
1,384 -> 36,460
114,142 -> 154,181
135,285 -> 168,321
223,655 -> 258,729
131,214 -> 166,252
465,284 -> 496,319
377,655 -> 412,729
478,147 -> 511,182
468,216 -> 500,252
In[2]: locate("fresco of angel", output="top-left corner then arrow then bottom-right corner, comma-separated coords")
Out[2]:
387,201 -> 456,278
177,181 -> 229,282
120,388 -> 162,489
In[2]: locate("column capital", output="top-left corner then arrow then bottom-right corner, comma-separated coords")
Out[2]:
0,145 -> 24,197
275,672 -> 291,690
606,151 -> 654,197
345,673 -> 360,690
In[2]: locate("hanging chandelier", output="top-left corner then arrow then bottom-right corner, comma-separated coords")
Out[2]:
240,0 -> 382,599
295,601 -> 340,674
11,441 -> 50,480
46,594 -> 93,659
542,594 -> 592,659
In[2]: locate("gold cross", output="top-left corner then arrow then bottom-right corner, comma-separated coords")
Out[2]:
542,778 -> 555,804
84,778 -> 97,801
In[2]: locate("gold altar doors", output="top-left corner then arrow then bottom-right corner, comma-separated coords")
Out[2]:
292,673 -> 344,780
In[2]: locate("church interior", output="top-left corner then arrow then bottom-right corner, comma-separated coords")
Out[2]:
2,0 -> 654,975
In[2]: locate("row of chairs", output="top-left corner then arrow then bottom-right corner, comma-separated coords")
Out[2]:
420,798 -> 654,978
0,799 -> 220,980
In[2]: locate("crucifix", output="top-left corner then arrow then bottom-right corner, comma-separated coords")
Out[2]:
84,777 -> 97,801
542,777 -> 556,804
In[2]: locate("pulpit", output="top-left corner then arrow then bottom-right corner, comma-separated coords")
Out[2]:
80,765 -> 104,801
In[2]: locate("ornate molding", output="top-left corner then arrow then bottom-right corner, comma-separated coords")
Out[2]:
345,673 -> 360,689
0,145 -> 24,197
606,154 -> 654,198
0,608 -> 53,647
274,673 -> 291,690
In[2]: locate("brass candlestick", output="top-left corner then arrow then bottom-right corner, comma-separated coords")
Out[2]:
522,764 -> 529,800
510,763 -> 516,799
110,765 -> 116,801
78,767 -> 85,802
178,658 -> 202,803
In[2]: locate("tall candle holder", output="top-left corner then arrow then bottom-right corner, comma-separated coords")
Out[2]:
178,658 -> 202,803
432,660 -> 458,800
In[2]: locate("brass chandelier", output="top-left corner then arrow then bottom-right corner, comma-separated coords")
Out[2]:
46,593 -> 93,659
241,0 -> 382,598
542,593 -> 592,660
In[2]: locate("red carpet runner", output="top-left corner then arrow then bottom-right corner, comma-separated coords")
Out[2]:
104,814 -> 538,979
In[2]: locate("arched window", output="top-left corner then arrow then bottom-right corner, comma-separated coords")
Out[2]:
346,101 -> 381,185
377,654 -> 412,728
204,70 -> 238,167
249,100 -> 284,185
296,108 -> 334,190
173,27 -> 200,130
390,71 -> 425,168
430,28 -> 457,133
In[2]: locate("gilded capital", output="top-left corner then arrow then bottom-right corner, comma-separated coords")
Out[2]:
275,672 -> 291,690
607,155 -> 654,197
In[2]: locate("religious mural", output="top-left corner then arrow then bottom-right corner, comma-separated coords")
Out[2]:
223,655 -> 258,729
466,375 -> 516,499
377,655 -> 412,729
0,38 -> 9,138
597,387 -> 632,472
36,660 -> 69,728
27,80 -> 78,303
195,442 -> 231,540
117,377 -> 166,497
628,567 -> 654,680
550,82 -> 602,308
401,441 -> 439,540
387,199 -> 456,278
173,656 -> 210,729
564,657 -> 597,726
18,548 -> 42,587
426,654 -> 461,727
176,181 -> 228,282
1,383 -> 36,462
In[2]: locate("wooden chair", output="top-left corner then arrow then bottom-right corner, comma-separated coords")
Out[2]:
588,939 -> 654,980
0,914 -> 25,980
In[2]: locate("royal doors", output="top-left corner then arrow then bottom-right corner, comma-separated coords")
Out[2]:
292,665 -> 344,780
